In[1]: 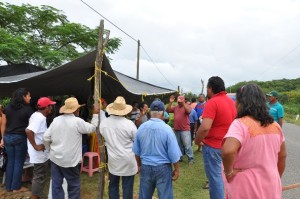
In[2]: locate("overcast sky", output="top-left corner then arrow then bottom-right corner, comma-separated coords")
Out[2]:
8,0 -> 300,94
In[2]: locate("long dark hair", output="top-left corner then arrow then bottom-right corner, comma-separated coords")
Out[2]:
11,88 -> 30,109
207,76 -> 225,94
236,84 -> 274,126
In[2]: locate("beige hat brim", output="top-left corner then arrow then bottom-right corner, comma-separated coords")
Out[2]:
59,104 -> 85,114
106,103 -> 132,116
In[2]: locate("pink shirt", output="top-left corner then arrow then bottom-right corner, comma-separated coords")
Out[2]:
223,117 -> 284,199
169,105 -> 190,131
202,91 -> 236,149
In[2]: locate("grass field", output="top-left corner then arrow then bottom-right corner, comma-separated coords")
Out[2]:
0,145 -> 209,199
81,145 -> 210,199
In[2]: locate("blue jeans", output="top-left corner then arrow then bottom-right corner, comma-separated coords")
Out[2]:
139,164 -> 173,199
4,134 -> 27,191
174,130 -> 194,160
51,161 -> 81,199
109,173 -> 135,199
202,145 -> 224,199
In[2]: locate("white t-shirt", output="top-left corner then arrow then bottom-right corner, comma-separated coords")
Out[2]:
27,111 -> 49,164
98,115 -> 138,176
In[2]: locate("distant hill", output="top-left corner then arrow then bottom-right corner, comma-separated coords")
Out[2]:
226,78 -> 300,104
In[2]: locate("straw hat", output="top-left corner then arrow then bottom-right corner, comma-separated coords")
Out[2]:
59,97 -> 85,114
106,96 -> 132,116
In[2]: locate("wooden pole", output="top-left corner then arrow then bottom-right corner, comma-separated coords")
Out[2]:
282,183 -> 300,191
136,40 -> 140,80
94,19 -> 110,199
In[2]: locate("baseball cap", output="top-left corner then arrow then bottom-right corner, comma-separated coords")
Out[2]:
37,97 -> 56,108
150,100 -> 165,111
177,95 -> 185,103
266,91 -> 279,98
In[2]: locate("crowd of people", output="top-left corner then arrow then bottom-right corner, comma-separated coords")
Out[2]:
0,75 -> 287,199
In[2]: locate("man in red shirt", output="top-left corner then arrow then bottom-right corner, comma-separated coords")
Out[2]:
195,76 -> 236,199
167,95 -> 194,164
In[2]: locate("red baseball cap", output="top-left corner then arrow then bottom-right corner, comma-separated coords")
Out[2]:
37,97 -> 56,108
177,95 -> 185,103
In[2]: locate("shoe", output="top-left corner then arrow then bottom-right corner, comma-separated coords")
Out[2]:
188,159 -> 194,165
202,182 -> 209,189
179,156 -> 183,162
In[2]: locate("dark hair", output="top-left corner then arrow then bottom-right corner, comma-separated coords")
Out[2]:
11,88 -> 30,109
139,102 -> 148,110
191,98 -> 196,103
132,101 -> 139,106
207,76 -> 225,94
236,84 -> 274,126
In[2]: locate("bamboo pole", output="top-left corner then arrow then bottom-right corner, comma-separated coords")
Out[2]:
94,19 -> 110,199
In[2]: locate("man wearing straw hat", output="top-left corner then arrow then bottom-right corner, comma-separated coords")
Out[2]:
98,96 -> 138,199
43,97 -> 96,199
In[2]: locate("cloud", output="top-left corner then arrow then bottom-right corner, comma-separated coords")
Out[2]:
8,0 -> 300,94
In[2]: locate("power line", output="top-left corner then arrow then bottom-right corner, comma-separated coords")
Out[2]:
80,0 -> 176,89
140,45 -> 176,89
80,0 -> 137,42
252,43 -> 300,80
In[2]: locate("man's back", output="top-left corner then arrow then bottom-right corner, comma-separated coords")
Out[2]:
202,92 -> 236,148
44,114 -> 96,167
133,118 -> 181,166
100,115 -> 137,176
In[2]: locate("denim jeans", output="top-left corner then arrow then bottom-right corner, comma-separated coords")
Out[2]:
174,130 -> 194,160
4,133 -> 27,191
109,173 -> 135,199
139,164 -> 173,199
202,145 -> 224,199
51,161 -> 81,199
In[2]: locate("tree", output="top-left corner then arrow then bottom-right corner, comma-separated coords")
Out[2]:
0,3 -> 121,68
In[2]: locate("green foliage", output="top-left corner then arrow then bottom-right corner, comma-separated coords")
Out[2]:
184,92 -> 197,101
0,2 -> 121,68
227,77 -> 300,105
0,97 -> 10,107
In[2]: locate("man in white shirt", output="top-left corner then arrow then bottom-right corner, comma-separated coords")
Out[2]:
43,97 -> 96,199
96,96 -> 137,199
26,97 -> 56,199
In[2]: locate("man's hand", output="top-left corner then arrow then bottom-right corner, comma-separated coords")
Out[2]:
0,138 -> 4,148
172,169 -> 179,181
34,144 -> 45,151
169,95 -> 175,103
93,103 -> 100,114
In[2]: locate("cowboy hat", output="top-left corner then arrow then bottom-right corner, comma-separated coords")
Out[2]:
59,97 -> 85,114
106,96 -> 132,116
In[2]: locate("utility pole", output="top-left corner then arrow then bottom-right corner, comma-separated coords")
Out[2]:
136,40 -> 140,80
94,19 -> 109,199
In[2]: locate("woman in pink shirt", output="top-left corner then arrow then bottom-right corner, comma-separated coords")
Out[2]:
222,84 -> 286,199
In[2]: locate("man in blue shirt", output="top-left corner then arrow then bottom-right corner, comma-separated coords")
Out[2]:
133,100 -> 182,199
267,91 -> 284,127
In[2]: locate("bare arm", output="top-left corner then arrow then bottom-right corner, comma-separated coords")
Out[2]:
135,155 -> 141,173
25,129 -> 45,151
172,162 -> 180,181
183,103 -> 191,114
277,142 -> 286,177
278,118 -> 283,127
0,114 -> 6,147
222,137 -> 241,182
194,118 -> 213,145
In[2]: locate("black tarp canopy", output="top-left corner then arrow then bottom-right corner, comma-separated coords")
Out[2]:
0,51 -> 177,104
0,63 -> 45,77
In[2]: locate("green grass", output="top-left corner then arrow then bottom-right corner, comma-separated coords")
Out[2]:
80,145 -> 209,199
0,148 -> 209,198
